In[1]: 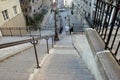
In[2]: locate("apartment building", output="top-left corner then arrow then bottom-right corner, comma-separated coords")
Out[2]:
20,0 -> 43,17
57,0 -> 64,8
30,0 -> 42,17
64,0 -> 72,7
42,0 -> 51,7
73,0 -> 95,20
0,0 -> 26,28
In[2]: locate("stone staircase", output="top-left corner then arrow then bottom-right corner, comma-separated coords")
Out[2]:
32,35 -> 95,80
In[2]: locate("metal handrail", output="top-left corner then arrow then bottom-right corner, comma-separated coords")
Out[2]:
0,35 -> 54,49
0,30 -> 54,68
93,0 -> 120,64
0,27 -> 54,37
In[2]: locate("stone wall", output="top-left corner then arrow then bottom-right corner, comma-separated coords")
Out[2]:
0,13 -> 27,36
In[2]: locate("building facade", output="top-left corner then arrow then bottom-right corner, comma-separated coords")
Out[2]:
42,0 -> 51,7
57,0 -> 64,8
73,0 -> 96,21
0,0 -> 26,28
30,0 -> 42,17
20,0 -> 43,18
64,0 -> 72,7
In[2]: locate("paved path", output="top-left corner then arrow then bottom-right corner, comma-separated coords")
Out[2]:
32,35 -> 95,80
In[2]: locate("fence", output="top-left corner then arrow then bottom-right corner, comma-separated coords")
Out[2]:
0,27 -> 54,37
0,27 -> 55,68
0,33 -> 54,68
93,0 -> 120,64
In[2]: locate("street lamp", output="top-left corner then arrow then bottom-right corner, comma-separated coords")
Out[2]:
53,2 -> 59,41
68,15 -> 70,27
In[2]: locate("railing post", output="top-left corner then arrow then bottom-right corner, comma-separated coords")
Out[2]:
52,36 -> 54,48
111,25 -> 119,49
105,2 -> 120,49
93,0 -> 99,29
29,27 -> 32,37
31,37 -> 40,68
10,28 -> 12,36
99,2 -> 106,33
19,27 -> 22,37
38,27 -> 41,37
46,37 -> 49,54
115,41 -> 120,56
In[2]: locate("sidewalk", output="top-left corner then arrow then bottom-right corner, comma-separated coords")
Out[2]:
32,35 -> 95,80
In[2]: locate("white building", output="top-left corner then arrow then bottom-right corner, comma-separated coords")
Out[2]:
64,0 -> 73,7
42,0 -> 51,7
29,0 -> 43,17
57,0 -> 64,8
73,0 -> 96,20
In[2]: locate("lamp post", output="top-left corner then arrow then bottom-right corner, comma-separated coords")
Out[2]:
68,15 -> 70,27
53,2 -> 59,41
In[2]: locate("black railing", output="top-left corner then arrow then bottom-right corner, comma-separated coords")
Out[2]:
0,27 -> 55,68
93,0 -> 120,64
0,27 -> 54,37
0,34 -> 54,68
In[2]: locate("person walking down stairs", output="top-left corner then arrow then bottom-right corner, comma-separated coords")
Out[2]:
65,25 -> 70,35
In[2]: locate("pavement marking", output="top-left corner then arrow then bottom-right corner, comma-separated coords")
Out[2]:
39,54 -> 49,67
28,54 -> 49,80
28,69 -> 39,80
28,49 -> 54,80
49,48 -> 55,54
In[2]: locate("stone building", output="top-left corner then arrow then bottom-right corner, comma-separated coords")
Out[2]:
73,0 -> 95,21
57,0 -> 64,8
0,0 -> 26,28
42,0 -> 52,7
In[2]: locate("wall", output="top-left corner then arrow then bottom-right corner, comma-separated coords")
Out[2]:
1,13 -> 26,27
42,0 -> 51,7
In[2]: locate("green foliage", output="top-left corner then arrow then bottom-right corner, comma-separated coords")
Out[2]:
41,9 -> 48,14
27,9 -> 48,31
27,17 -> 38,31
27,17 -> 35,26
34,13 -> 44,23
52,9 -> 59,14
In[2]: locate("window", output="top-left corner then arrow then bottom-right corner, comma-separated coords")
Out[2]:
13,6 -> 17,14
2,10 -> 9,20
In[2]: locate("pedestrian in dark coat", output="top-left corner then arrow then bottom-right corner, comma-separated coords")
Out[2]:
59,27 -> 63,34
70,27 -> 73,34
